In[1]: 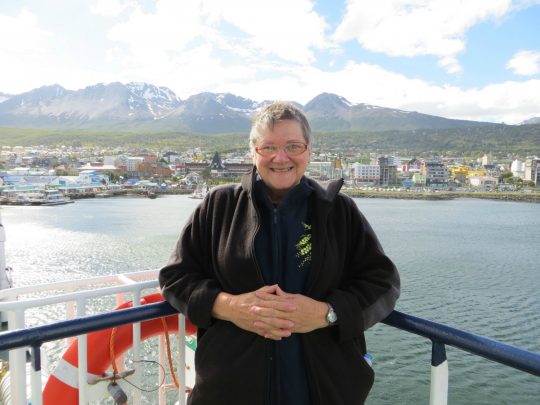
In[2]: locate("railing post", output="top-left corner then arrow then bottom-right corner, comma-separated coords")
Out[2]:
8,308 -> 26,405
178,313 -> 186,405
115,292 -> 126,376
77,297 -> 88,405
430,340 -> 448,405
66,296 -> 76,345
131,289 -> 142,405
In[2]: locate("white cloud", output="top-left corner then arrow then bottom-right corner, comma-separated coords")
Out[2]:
438,56 -> 462,74
333,0 -> 511,73
0,9 -> 55,92
506,50 -> 540,75
0,8 -> 120,94
323,63 -> 540,124
220,61 -> 540,124
202,0 -> 329,63
89,0 -> 136,17
107,1 -> 212,55
0,9 -> 50,54
106,0 -> 328,66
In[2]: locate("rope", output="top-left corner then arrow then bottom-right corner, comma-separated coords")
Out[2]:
110,326 -> 120,380
161,318 -> 181,389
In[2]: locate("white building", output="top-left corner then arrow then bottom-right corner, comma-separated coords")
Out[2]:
510,159 -> 525,179
127,157 -> 145,173
469,176 -> 498,188
351,163 -> 380,182
481,153 -> 494,166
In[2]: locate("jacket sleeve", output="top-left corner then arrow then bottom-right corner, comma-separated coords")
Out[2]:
159,200 -> 222,329
326,196 -> 400,341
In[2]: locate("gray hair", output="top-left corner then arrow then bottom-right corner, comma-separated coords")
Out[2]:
249,101 -> 311,152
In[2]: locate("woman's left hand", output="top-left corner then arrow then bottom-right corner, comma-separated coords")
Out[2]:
254,285 -> 329,333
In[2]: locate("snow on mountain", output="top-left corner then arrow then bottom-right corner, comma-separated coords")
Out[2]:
0,83 -> 496,133
0,92 -> 11,103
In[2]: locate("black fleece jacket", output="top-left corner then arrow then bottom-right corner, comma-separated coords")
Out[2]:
159,169 -> 400,405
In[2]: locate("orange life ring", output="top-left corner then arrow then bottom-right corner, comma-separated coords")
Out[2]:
42,292 -> 197,404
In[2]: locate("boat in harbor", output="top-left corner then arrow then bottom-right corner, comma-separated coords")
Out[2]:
7,194 -> 31,206
38,190 -> 74,206
23,190 -> 73,206
1,188 -> 73,206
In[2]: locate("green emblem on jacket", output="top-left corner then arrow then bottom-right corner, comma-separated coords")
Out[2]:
296,223 -> 312,268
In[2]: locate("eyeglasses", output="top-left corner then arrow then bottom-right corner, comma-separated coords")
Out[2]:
255,142 -> 308,157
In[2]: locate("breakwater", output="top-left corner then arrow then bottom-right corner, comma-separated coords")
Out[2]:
342,189 -> 540,203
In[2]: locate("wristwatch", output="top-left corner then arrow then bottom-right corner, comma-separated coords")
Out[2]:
326,303 -> 338,325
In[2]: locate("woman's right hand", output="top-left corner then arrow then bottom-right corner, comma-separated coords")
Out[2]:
211,285 -> 297,340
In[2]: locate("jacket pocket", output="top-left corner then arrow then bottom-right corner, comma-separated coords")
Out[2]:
191,322 -> 269,405
303,331 -> 374,404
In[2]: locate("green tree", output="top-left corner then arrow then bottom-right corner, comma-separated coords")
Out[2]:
55,169 -> 70,176
499,170 -> 513,183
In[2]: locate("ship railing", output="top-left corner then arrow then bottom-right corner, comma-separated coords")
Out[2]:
0,269 -> 177,405
0,272 -> 539,405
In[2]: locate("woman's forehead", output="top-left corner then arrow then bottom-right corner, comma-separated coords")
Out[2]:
258,120 -> 305,142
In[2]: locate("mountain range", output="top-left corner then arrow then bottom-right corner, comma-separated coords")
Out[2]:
0,82 -> 525,134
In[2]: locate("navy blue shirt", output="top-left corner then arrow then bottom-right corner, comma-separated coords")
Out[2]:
254,177 -> 313,405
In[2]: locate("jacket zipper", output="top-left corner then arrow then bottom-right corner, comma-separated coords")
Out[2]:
272,207 -> 283,285
250,194 -> 273,405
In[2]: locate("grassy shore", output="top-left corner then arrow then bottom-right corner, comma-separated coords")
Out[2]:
342,189 -> 540,203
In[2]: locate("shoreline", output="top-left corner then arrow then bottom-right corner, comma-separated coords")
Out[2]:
341,189 -> 540,203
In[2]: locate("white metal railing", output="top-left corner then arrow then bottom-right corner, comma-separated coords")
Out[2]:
1,270 -> 538,404
0,269 -> 190,405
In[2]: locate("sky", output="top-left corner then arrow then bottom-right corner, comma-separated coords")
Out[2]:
1,0 -> 540,124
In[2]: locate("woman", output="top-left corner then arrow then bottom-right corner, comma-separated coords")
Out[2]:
159,101 -> 400,405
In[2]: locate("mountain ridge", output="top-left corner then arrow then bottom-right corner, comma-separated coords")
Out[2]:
0,82 -> 509,134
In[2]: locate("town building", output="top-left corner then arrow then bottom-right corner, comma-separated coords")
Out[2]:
401,158 -> 423,173
511,159 -> 525,179
469,176 -> 498,188
412,173 -> 426,186
351,163 -> 379,183
481,153 -> 494,166
448,166 -> 469,185
378,156 -> 398,186
524,157 -> 540,186
308,161 -> 333,180
422,159 -> 448,188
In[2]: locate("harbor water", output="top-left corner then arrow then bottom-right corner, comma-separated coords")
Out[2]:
2,195 -> 539,404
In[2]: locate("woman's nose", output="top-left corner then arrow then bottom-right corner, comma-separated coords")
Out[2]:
273,147 -> 290,161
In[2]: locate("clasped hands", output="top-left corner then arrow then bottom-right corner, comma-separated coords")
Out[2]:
212,285 -> 328,341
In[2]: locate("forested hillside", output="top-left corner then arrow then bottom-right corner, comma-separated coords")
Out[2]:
1,123 -> 538,156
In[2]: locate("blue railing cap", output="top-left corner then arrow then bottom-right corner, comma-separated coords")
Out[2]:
0,306 -> 539,377
383,310 -> 540,377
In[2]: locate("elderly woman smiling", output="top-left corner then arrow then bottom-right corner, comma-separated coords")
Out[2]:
159,101 -> 400,405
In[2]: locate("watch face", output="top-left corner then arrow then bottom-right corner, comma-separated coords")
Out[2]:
327,306 -> 337,324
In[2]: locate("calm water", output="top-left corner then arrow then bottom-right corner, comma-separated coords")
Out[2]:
2,196 -> 539,404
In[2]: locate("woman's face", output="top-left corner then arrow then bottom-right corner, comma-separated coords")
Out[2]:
252,119 -> 310,203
